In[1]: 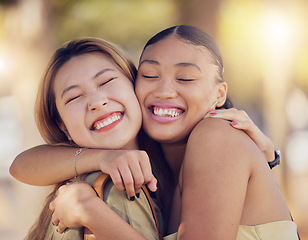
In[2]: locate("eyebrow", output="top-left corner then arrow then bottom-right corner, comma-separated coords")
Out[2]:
139,59 -> 159,66
61,85 -> 79,99
175,62 -> 201,72
61,68 -> 115,99
139,59 -> 201,72
93,68 -> 115,79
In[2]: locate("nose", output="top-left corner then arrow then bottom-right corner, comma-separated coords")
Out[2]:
153,79 -> 177,99
87,93 -> 108,111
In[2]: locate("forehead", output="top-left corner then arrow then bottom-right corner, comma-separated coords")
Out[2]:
140,36 -> 214,67
57,53 -> 117,80
53,52 -> 122,92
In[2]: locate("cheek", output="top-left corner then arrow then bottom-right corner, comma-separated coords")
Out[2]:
135,80 -> 153,106
187,89 -> 214,113
135,83 -> 144,103
59,105 -> 82,130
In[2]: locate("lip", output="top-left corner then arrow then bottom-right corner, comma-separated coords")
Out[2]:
91,112 -> 123,132
148,102 -> 185,124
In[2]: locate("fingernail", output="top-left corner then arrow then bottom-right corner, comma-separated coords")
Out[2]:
209,112 -> 217,117
130,196 -> 135,201
136,193 -> 140,198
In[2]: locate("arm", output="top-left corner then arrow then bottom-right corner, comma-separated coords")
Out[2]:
10,145 -> 97,185
10,145 -> 157,198
178,118 -> 254,239
207,108 -> 276,163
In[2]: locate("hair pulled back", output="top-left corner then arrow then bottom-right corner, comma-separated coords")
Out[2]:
140,25 -> 233,109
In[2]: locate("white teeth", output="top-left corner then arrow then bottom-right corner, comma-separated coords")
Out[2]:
93,114 -> 121,130
153,107 -> 181,117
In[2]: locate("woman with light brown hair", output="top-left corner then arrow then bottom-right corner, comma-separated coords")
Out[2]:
23,37 -> 159,240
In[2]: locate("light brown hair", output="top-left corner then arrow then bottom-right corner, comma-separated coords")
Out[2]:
26,37 -> 137,240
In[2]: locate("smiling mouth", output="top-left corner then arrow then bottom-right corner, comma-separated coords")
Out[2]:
152,106 -> 183,117
92,112 -> 122,130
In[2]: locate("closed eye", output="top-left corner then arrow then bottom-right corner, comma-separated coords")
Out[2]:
177,78 -> 196,82
99,77 -> 116,86
142,74 -> 159,79
65,95 -> 81,104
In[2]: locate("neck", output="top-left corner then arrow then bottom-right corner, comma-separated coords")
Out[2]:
161,142 -> 186,184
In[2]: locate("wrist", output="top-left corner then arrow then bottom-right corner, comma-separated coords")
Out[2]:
77,148 -> 102,174
79,196 -> 104,229
268,147 -> 281,169
262,137 -> 275,163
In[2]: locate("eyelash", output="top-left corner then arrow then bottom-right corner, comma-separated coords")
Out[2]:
99,77 -> 116,86
177,78 -> 196,82
142,75 -> 158,79
142,73 -> 196,83
65,95 -> 81,104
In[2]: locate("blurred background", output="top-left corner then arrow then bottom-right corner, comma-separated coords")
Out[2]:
0,0 -> 307,239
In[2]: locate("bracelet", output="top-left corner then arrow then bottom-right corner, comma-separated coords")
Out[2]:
74,148 -> 85,178
268,147 -> 281,169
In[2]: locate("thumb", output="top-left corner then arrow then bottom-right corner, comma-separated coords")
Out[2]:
147,176 -> 157,192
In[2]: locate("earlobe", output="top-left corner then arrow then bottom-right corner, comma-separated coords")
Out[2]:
216,82 -> 228,107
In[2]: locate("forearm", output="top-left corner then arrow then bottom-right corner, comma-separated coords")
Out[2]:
81,197 -> 148,240
10,145 -> 101,185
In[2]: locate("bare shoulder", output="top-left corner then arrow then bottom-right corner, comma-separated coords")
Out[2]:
186,118 -> 263,168
189,117 -> 248,144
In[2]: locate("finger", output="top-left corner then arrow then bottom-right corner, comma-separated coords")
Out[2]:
230,120 -> 252,131
109,169 -> 125,191
128,160 -> 146,194
138,152 -> 153,185
56,222 -> 67,234
209,108 -> 249,122
138,158 -> 158,192
231,120 -> 269,143
146,176 -> 158,192
51,211 -> 60,227
117,164 -> 135,200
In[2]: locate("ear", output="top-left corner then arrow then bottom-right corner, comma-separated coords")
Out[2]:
59,123 -> 72,141
216,82 -> 228,107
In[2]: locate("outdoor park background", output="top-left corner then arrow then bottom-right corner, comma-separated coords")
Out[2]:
0,0 -> 307,239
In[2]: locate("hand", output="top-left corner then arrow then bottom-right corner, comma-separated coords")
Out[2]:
98,150 -> 157,200
206,108 -> 275,162
50,182 -> 98,233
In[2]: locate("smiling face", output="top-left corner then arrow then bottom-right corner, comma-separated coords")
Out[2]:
53,52 -> 142,150
135,36 -> 227,144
